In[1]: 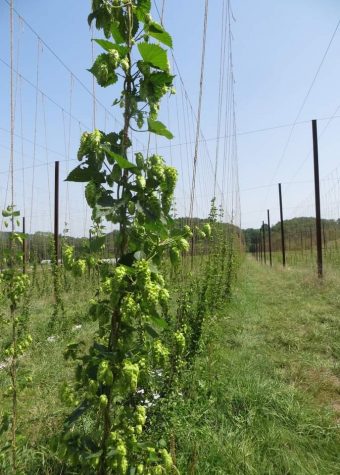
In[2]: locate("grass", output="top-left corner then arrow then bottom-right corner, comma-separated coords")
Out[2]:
171,257 -> 340,474
269,246 -> 340,269
0,259 -> 339,473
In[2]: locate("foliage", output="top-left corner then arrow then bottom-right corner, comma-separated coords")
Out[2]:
0,3 -> 243,473
59,1 -> 189,473
49,239 -> 65,331
0,206 -> 31,473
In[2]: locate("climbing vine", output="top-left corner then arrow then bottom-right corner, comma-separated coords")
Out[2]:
60,1 -> 189,473
0,206 -> 31,474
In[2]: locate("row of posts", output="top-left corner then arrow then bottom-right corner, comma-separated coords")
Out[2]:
20,120 -> 324,279
255,120 -> 323,278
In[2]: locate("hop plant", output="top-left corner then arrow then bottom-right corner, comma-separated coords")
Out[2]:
63,245 -> 75,270
153,340 -> 169,365
178,237 -> 190,252
135,405 -> 147,426
174,331 -> 186,354
61,1 -> 185,473
122,360 -> 139,392
202,223 -> 212,237
90,53 -> 119,87
73,259 -> 87,276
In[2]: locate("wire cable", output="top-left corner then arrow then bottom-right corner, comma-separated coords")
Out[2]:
264,17 -> 340,202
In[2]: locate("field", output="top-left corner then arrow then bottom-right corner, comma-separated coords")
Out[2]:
174,257 -> 340,474
1,0 -> 340,473
1,256 -> 339,474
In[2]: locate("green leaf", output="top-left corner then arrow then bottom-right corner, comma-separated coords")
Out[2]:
64,401 -> 91,427
147,119 -> 173,139
102,147 -> 136,169
94,39 -> 128,56
149,71 -> 174,87
150,315 -> 168,329
66,165 -> 105,183
135,0 -> 151,21
97,194 -> 115,207
147,450 -> 160,462
111,21 -> 125,44
145,324 -> 159,339
90,235 -> 106,253
149,21 -> 173,48
138,43 -> 169,72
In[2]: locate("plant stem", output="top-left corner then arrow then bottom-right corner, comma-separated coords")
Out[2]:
119,7 -> 133,257
98,6 -> 133,474
10,303 -> 17,474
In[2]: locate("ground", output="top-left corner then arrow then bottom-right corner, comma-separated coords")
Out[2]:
173,257 -> 340,474
0,259 -> 339,473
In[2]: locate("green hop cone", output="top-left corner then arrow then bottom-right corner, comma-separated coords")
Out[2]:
169,247 -> 180,266
202,223 -> 211,237
99,394 -> 108,407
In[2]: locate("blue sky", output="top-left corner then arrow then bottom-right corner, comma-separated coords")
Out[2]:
1,0 -> 340,236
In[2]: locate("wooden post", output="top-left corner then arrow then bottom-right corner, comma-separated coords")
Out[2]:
22,216 -> 26,274
278,183 -> 286,267
312,120 -> 323,277
262,221 -> 266,264
54,161 -> 60,265
267,209 -> 272,266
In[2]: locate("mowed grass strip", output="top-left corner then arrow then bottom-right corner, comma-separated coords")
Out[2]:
173,258 -> 340,474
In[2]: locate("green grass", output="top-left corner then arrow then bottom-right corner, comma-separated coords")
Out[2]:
171,258 -> 340,474
269,246 -> 340,269
1,260 -> 339,473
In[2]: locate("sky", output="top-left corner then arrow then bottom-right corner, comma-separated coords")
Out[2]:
1,0 -> 340,236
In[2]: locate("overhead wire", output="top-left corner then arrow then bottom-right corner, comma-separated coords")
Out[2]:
213,0 -> 227,198
18,75 -> 26,217
174,79 -> 187,216
0,58 -> 91,130
286,102 -> 340,188
0,0 -> 147,150
156,0 -> 232,221
154,0 -> 224,203
41,93 -> 52,229
91,24 -> 96,129
63,73 -> 74,233
10,0 -> 14,230
221,14 -> 233,220
0,127 -> 71,161
262,17 -> 340,209
189,0 -> 209,222
29,39 -> 41,233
